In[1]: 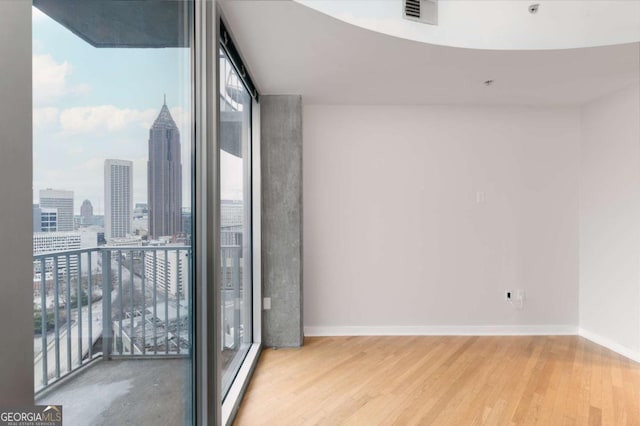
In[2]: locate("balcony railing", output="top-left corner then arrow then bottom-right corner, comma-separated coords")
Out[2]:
33,245 -> 192,393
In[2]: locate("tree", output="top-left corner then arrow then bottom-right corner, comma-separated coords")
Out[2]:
70,289 -> 89,307
34,311 -> 55,335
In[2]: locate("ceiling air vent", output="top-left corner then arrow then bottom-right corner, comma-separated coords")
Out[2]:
403,0 -> 438,25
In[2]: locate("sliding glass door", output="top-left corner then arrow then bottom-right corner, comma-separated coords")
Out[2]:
219,47 -> 253,397
31,3 -> 259,422
32,1 -> 194,423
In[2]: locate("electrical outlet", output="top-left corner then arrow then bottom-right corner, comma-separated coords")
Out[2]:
263,297 -> 271,310
505,290 -> 512,301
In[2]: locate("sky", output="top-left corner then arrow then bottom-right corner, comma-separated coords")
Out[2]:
32,7 -> 243,215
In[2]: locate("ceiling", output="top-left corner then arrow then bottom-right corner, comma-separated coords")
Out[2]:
219,0 -> 640,106
34,0 -> 191,48
297,0 -> 640,51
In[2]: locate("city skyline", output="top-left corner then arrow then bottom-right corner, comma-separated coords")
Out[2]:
32,7 -> 243,220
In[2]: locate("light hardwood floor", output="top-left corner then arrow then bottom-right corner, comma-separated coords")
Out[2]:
234,336 -> 640,425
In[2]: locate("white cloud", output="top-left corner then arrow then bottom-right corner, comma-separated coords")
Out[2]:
33,107 -> 59,130
59,105 -> 157,134
33,54 -> 91,105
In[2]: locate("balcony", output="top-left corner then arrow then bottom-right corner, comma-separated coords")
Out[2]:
32,245 -> 191,422
31,242 -> 244,422
33,246 -> 192,390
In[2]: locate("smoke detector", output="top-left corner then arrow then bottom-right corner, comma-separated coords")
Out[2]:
403,0 -> 438,25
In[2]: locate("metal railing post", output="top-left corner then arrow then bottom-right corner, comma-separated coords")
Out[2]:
77,253 -> 82,366
87,251 -> 93,359
221,248 -> 226,350
102,250 -> 112,360
53,256 -> 60,379
176,249 -> 182,354
65,255 -> 72,373
141,251 -> 146,355
165,249 -> 169,354
118,250 -> 123,355
153,250 -> 158,353
188,248 -> 193,355
40,258 -> 48,388
233,246 -> 241,351
129,250 -> 134,355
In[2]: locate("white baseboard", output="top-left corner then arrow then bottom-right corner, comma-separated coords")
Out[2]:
578,328 -> 640,363
304,325 -> 578,337
304,326 -> 640,363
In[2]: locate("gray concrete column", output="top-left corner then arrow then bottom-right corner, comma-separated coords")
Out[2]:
0,0 -> 34,404
261,95 -> 303,348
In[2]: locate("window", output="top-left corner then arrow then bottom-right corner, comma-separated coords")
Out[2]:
219,46 -> 253,398
32,2 -> 194,423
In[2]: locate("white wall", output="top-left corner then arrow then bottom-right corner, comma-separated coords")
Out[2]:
579,84 -> 640,360
304,105 -> 581,334
0,0 -> 34,403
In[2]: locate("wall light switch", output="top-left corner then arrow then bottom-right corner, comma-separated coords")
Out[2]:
263,297 -> 271,310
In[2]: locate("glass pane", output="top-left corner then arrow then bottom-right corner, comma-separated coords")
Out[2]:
219,47 -> 253,398
32,2 -> 194,424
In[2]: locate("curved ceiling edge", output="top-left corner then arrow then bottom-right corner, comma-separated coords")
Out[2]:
295,0 -> 640,50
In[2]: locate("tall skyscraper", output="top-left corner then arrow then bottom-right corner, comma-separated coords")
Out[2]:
148,98 -> 182,239
104,159 -> 133,239
39,189 -> 74,231
80,199 -> 94,224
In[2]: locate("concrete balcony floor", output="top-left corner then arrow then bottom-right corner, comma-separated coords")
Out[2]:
36,358 -> 190,426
